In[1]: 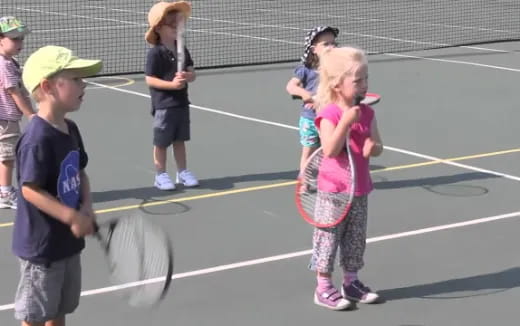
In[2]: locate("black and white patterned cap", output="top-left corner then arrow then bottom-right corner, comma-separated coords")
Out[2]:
301,26 -> 339,64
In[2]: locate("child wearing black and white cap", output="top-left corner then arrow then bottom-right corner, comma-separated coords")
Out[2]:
285,26 -> 339,178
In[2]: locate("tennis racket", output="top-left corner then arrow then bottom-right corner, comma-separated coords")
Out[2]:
93,214 -> 174,307
291,92 -> 381,106
295,96 -> 363,228
176,12 -> 186,72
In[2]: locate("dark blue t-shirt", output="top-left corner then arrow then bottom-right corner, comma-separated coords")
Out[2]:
294,64 -> 319,119
145,44 -> 194,112
12,116 -> 88,264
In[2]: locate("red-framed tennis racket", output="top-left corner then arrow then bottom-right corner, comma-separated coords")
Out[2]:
295,96 -> 369,228
291,92 -> 381,106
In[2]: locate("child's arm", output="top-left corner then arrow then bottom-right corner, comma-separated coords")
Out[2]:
320,108 -> 360,157
145,75 -> 186,90
79,170 -> 95,218
21,183 -> 95,237
286,77 -> 313,102
6,86 -> 35,118
363,117 -> 384,158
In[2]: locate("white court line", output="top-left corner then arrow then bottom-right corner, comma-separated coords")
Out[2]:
1,210 -> 519,311
16,7 -> 144,26
84,78 -> 520,182
255,8 -> 517,35
384,53 -> 520,72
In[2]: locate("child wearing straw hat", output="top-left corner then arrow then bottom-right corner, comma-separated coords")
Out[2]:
145,1 -> 199,191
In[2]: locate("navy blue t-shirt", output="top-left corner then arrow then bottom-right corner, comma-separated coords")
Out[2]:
145,44 -> 194,112
293,64 -> 319,120
12,116 -> 88,264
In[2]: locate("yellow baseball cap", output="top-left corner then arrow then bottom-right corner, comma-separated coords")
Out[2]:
22,45 -> 103,93
145,1 -> 191,45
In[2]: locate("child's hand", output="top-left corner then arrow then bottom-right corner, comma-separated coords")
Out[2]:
79,203 -> 96,219
180,71 -> 195,82
303,99 -> 316,110
343,105 -> 361,124
171,72 -> 186,89
70,212 -> 95,238
363,138 -> 376,158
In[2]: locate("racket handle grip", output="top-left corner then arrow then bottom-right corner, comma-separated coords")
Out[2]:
354,95 -> 364,105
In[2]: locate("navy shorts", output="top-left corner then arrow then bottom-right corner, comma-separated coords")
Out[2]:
153,108 -> 190,147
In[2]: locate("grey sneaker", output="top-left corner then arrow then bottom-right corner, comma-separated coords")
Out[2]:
0,190 -> 17,209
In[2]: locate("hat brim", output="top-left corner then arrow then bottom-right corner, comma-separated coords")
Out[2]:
64,59 -> 103,78
145,1 -> 191,45
3,27 -> 30,39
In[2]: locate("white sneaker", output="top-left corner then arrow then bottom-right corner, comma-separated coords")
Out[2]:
154,173 -> 176,191
0,190 -> 17,209
176,170 -> 199,187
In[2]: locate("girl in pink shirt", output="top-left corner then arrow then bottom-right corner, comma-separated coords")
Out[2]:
309,47 -> 383,310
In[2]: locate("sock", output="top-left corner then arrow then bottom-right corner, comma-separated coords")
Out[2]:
0,186 -> 12,193
343,271 -> 358,286
316,275 -> 333,292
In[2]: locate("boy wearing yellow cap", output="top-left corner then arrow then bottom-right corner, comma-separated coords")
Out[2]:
12,45 -> 101,326
145,1 -> 198,191
0,16 -> 35,209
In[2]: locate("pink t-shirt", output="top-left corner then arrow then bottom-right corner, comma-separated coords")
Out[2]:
315,103 -> 374,196
0,55 -> 25,121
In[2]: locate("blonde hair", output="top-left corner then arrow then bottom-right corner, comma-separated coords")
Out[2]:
315,46 -> 368,111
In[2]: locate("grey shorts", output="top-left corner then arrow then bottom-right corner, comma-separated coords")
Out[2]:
14,254 -> 82,323
153,108 -> 190,147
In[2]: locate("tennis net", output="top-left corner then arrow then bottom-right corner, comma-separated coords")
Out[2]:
4,0 -> 520,75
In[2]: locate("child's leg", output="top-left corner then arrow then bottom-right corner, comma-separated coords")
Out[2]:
172,141 -> 187,172
172,109 -> 199,187
338,196 -> 379,303
20,314 -> 64,325
0,159 -> 13,187
298,116 -> 320,174
153,146 -> 168,173
309,193 -> 351,310
0,158 -> 17,209
44,316 -> 65,326
22,321 -> 45,326
338,196 -> 368,276
299,145 -> 318,174
153,109 -> 176,190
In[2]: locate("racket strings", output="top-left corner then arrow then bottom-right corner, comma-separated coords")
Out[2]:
297,148 -> 356,227
104,215 -> 173,306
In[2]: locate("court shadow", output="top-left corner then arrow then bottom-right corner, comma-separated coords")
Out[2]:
373,172 -> 496,190
379,267 -> 520,301
91,170 -> 299,203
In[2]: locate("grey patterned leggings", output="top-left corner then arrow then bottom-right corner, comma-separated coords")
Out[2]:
309,195 -> 368,274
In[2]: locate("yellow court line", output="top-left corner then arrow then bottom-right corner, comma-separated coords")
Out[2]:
1,148 -> 518,229
375,148 -> 520,172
